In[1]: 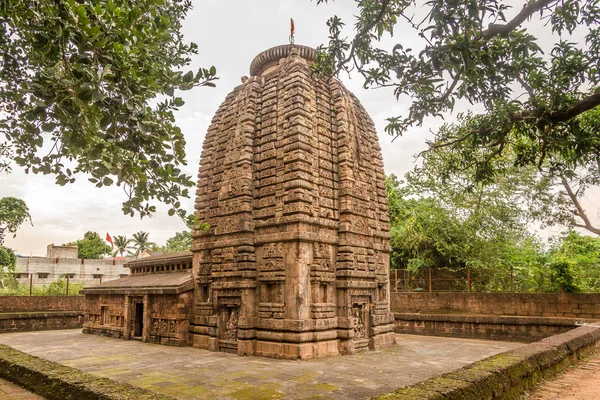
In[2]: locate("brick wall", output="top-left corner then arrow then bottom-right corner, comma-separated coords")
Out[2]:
390,292 -> 600,319
0,312 -> 83,333
0,296 -> 85,313
393,313 -> 577,342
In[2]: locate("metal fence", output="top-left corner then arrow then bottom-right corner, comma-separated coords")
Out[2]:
391,267 -> 483,293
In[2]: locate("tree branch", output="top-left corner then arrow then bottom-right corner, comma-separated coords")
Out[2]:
338,0 -> 391,72
433,72 -> 462,104
560,173 -> 600,235
547,93 -> 600,123
427,129 -> 476,149
482,0 -> 557,39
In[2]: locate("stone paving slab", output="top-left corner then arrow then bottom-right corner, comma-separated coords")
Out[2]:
0,330 -> 523,399
0,378 -> 43,400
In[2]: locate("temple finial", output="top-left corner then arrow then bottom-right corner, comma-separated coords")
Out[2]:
289,18 -> 295,44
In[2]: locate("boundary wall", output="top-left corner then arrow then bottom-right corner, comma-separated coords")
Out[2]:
0,296 -> 85,333
391,293 -> 600,342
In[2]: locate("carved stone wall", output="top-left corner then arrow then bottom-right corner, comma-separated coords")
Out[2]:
191,44 -> 395,359
83,294 -> 126,339
83,291 -> 193,346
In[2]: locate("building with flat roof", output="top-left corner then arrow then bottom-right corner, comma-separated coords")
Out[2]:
15,244 -> 129,287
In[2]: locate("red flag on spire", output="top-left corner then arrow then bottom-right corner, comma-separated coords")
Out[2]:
106,233 -> 114,249
290,18 -> 295,38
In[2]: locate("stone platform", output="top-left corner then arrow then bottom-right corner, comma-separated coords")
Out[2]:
0,329 -> 522,399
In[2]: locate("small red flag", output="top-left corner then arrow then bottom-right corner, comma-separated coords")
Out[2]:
106,233 -> 114,248
290,18 -> 295,37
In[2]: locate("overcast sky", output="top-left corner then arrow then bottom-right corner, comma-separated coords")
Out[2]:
2,0 -> 596,255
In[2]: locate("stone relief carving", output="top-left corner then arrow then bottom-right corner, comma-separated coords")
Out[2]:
187,44 -> 394,358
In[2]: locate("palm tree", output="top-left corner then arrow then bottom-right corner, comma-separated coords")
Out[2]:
131,231 -> 156,256
112,235 -> 132,257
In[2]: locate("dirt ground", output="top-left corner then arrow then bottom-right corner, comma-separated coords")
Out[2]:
0,378 -> 43,400
525,353 -> 600,400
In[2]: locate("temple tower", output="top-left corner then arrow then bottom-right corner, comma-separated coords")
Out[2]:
190,45 -> 395,359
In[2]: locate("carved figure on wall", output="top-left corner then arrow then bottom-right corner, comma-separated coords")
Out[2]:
223,308 -> 238,341
352,306 -> 365,340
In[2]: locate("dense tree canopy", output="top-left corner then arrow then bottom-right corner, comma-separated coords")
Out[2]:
0,245 -> 18,289
65,231 -> 111,259
0,197 -> 32,245
162,230 -> 192,253
384,172 -> 600,293
316,0 -> 600,183
548,232 -> 600,292
385,173 -> 536,276
0,0 -> 217,219
0,245 -> 16,270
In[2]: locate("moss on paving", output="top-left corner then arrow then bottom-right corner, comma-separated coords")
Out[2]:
291,371 -> 320,384
0,344 -> 175,400
305,383 -> 338,392
229,382 -> 284,399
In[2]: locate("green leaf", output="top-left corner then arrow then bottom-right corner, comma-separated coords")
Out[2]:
182,71 -> 194,83
41,123 -> 56,132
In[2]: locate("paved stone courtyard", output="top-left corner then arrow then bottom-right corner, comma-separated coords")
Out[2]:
0,330 -> 522,399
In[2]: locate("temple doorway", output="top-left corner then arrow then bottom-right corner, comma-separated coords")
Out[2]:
134,302 -> 144,338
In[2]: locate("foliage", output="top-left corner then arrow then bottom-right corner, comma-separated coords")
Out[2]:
0,197 -> 32,245
491,237 -> 549,293
0,0 -> 217,219
0,277 -> 84,296
112,235 -> 132,257
316,0 -> 600,183
422,108 -> 600,235
0,245 -> 16,268
547,231 -> 600,292
389,196 -> 467,272
162,230 -> 192,253
384,172 -> 588,293
131,231 -> 156,256
65,231 -> 111,259
45,277 -> 85,296
0,245 -> 17,289
547,258 -> 579,293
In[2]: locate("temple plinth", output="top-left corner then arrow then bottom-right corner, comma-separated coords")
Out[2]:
189,44 -> 395,359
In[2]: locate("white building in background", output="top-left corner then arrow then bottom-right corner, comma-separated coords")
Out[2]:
15,244 -> 130,287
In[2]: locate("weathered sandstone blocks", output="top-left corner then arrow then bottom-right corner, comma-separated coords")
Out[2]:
190,44 -> 394,359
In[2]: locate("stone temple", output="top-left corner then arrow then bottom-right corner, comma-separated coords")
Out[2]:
83,44 -> 395,360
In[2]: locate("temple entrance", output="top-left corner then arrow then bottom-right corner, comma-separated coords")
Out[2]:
134,302 -> 144,338
218,305 -> 239,353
